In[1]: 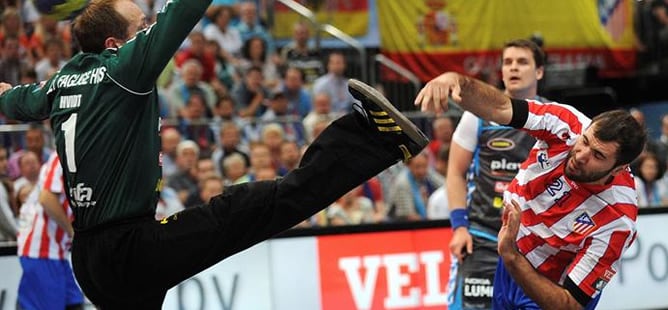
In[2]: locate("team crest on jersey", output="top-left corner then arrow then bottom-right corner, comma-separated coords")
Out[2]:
573,212 -> 597,235
557,129 -> 571,141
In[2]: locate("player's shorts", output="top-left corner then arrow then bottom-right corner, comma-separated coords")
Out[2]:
18,257 -> 84,310
493,258 -> 601,309
447,231 -> 499,309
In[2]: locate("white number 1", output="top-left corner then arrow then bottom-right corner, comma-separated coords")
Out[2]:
61,113 -> 77,173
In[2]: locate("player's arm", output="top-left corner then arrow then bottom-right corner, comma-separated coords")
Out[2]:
114,0 -> 212,91
499,201 -> 584,310
39,190 -> 74,237
0,82 -> 51,122
414,72 -> 514,125
447,113 -> 478,261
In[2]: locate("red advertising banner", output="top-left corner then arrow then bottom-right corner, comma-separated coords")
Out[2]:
318,228 -> 453,310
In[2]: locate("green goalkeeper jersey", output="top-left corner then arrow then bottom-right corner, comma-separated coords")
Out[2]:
0,0 -> 211,230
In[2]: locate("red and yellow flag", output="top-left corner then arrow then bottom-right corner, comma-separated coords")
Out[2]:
378,0 -> 637,80
272,0 -> 369,39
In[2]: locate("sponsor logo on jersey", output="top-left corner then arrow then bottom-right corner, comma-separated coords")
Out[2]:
70,183 -> 97,208
493,196 -> 504,209
48,66 -> 107,94
537,150 -> 551,169
463,277 -> 493,298
487,138 -> 515,151
573,212 -> 597,235
593,278 -> 608,291
494,181 -> 509,193
490,159 -> 521,176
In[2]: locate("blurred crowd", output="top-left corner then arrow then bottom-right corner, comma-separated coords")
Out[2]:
1,0 -> 668,242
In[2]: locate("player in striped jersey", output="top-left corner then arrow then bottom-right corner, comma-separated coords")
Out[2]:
416,73 -> 646,309
17,152 -> 83,309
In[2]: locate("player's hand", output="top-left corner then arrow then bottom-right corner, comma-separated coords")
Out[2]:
498,200 -> 521,260
449,226 -> 473,263
414,72 -> 462,114
0,82 -> 13,96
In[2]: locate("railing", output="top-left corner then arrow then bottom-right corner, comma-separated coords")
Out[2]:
371,54 -> 422,111
275,0 -> 368,82
273,0 -> 321,50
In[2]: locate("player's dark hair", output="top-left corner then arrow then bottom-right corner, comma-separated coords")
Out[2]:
72,0 -> 129,53
503,39 -> 545,68
591,110 -> 647,166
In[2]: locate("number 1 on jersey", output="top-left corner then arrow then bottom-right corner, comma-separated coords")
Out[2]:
62,113 -> 77,173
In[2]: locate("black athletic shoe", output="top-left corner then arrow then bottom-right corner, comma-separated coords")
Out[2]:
348,79 -> 429,161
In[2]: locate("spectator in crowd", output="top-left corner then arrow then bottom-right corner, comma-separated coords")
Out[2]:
358,176 -> 388,223
235,1 -> 276,55
178,92 -> 216,157
161,127 -> 182,181
634,152 -> 668,207
16,153 -> 83,310
0,145 -> 16,242
230,65 -> 269,118
650,0 -> 668,62
221,152 -> 250,185
277,140 -> 300,176
237,36 -> 280,88
630,108 -> 666,161
328,186 -> 377,226
33,38 -> 67,81
281,67 -> 312,117
31,15 -> 72,59
0,8 -> 36,62
8,124 -> 51,179
184,158 -> 219,207
167,140 -> 200,203
427,144 -> 451,220
155,183 -> 184,221
426,115 -> 454,164
197,174 -> 225,205
175,31 -> 216,82
203,5 -> 242,61
248,142 -> 274,180
309,117 -> 332,144
280,21 -> 323,86
166,59 -> 218,118
388,151 -> 444,221
303,92 -> 337,143
211,95 -> 249,135
211,122 -> 250,176
312,51 -> 354,113
259,122 -> 286,169
13,151 -> 40,198
254,166 -> 277,181
655,113 -> 668,160
261,91 -> 305,144
205,39 -> 237,94
0,35 -> 29,85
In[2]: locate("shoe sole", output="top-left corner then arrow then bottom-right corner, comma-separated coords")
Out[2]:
348,79 -> 429,148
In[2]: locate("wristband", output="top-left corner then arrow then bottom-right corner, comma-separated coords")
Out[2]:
450,209 -> 469,229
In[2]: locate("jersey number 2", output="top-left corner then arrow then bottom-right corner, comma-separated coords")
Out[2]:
62,113 -> 77,173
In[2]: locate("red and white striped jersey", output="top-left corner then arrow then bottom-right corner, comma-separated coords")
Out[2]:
505,100 -> 638,299
17,153 -> 73,260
